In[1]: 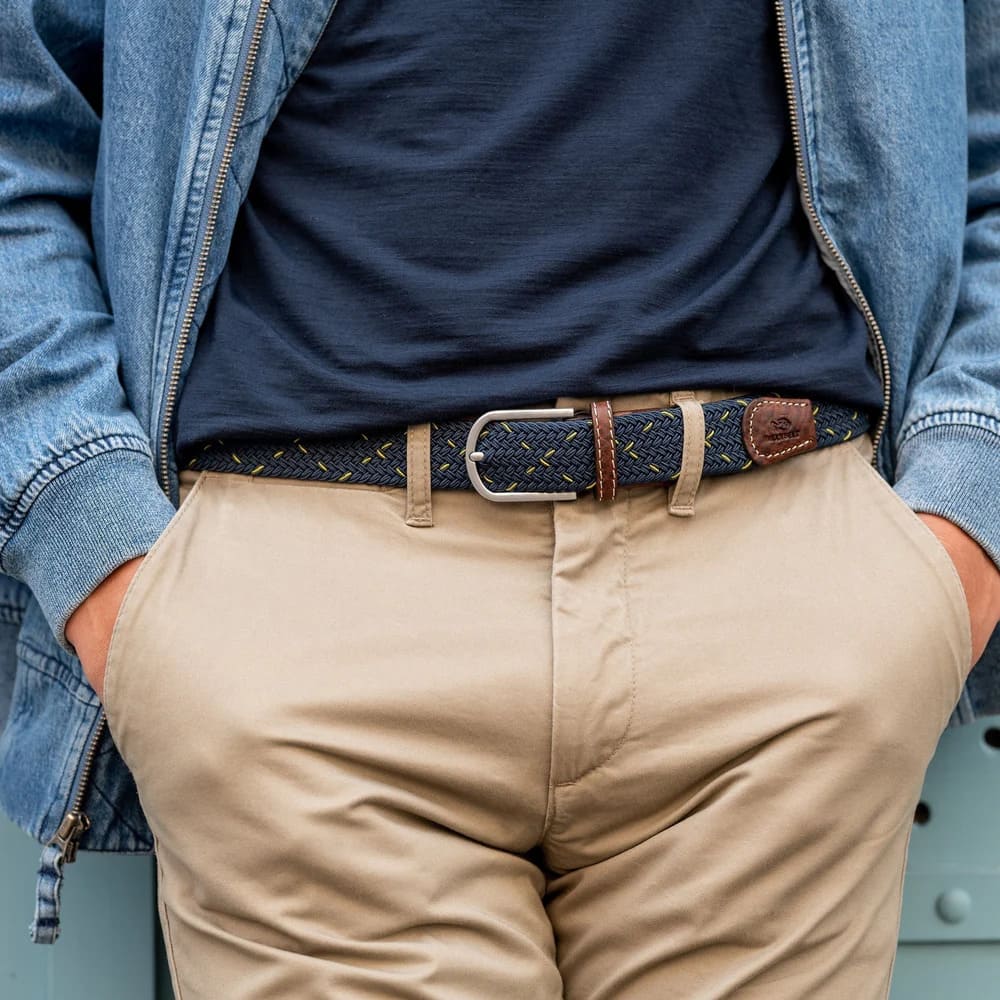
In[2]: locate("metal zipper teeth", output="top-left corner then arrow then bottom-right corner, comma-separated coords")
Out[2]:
157,0 -> 273,490
52,2 -> 275,862
49,714 -> 106,862
774,0 -> 892,464
70,714 -> 106,814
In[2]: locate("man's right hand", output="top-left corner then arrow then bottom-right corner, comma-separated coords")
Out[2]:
65,555 -> 146,702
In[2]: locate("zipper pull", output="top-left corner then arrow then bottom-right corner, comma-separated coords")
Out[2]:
32,811 -> 91,944
50,810 -> 91,865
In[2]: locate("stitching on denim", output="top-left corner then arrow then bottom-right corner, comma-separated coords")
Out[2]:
287,0 -> 344,95
898,412 -> 1000,450
0,436 -> 154,557
13,638 -> 99,707
270,6 -> 292,92
228,169 -> 246,205
0,602 -> 27,625
794,0 -> 824,207
89,781 -> 153,849
239,6 -> 289,129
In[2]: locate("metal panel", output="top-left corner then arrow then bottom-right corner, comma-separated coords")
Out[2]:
892,944 -> 1000,997
891,719 -> 1000,997
899,719 -> 1000,943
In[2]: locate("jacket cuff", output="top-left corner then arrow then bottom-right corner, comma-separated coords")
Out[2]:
892,421 -> 1000,572
0,449 -> 177,656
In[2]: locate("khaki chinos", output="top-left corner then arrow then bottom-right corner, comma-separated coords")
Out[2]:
102,387 -> 971,999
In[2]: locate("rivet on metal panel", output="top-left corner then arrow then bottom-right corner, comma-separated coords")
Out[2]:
935,889 -> 972,924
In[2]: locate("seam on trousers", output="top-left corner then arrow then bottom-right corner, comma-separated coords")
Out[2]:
881,820 -> 915,998
540,502 -> 560,841
156,843 -> 185,1000
554,489 -> 638,788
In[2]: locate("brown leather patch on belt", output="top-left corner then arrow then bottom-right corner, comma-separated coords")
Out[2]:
590,400 -> 618,500
742,397 -> 818,465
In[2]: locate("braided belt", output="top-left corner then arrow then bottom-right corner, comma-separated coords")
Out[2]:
180,395 -> 869,502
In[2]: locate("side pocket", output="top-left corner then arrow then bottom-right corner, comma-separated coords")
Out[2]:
844,444 -> 973,688
102,472 -> 210,731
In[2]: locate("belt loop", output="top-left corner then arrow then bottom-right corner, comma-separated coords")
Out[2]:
667,391 -> 705,518
405,423 -> 434,527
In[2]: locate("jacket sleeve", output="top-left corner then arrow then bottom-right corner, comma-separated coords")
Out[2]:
892,0 -> 1000,574
0,0 -> 176,655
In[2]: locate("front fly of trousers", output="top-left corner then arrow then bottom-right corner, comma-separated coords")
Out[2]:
102,388 -> 972,999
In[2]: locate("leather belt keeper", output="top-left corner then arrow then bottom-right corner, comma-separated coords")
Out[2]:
590,400 -> 618,501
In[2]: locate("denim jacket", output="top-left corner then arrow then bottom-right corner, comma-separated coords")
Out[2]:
2,0 -> 999,943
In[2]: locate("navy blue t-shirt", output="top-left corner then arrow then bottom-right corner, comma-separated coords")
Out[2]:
175,1 -> 883,451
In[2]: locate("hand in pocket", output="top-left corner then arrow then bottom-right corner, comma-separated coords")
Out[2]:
916,512 -> 1000,669
65,554 -> 147,701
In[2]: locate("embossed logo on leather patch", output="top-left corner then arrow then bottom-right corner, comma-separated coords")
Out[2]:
742,397 -> 818,465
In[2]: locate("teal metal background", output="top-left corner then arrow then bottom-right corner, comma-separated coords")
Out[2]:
891,718 -> 1000,997
2,718 -> 998,998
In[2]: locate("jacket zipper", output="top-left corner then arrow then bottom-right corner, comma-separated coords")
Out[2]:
157,0 -> 273,490
774,0 -> 891,465
49,715 -> 106,864
48,0 -> 274,868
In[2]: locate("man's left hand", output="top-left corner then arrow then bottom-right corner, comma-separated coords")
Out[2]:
916,513 -> 1000,668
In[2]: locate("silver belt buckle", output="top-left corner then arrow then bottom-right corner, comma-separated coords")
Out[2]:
465,407 -> 578,502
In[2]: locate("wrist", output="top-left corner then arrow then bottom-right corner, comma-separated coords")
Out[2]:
65,555 -> 145,688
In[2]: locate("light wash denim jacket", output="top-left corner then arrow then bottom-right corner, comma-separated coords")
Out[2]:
1,0 -> 999,943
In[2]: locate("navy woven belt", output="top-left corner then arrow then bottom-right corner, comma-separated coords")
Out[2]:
180,395 -> 869,502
